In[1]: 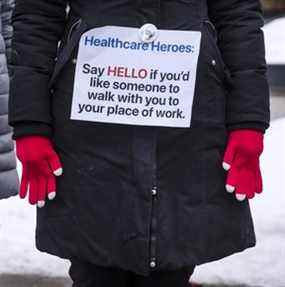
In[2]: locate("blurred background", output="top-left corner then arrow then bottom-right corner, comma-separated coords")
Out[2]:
262,0 -> 285,15
0,1 -> 285,286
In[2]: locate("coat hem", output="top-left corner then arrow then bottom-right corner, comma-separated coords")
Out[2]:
36,241 -> 256,276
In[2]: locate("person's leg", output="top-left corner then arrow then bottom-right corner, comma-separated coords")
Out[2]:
69,259 -> 132,287
132,266 -> 195,287
69,260 -> 95,287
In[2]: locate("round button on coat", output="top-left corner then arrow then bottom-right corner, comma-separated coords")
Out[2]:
150,260 -> 156,268
139,23 -> 158,43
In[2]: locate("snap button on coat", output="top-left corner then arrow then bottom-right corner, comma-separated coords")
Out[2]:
139,23 -> 158,43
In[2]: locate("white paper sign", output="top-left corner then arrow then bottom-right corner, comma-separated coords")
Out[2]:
71,26 -> 201,128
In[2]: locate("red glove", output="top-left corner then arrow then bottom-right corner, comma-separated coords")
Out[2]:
222,130 -> 264,201
16,136 -> 63,207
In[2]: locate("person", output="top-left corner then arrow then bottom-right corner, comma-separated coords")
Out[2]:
8,0 -> 270,286
0,0 -> 18,201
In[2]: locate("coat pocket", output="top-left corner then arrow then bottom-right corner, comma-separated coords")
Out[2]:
202,20 -> 227,83
49,18 -> 86,89
67,19 -> 83,44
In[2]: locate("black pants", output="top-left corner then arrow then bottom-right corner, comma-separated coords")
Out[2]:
69,260 -> 195,287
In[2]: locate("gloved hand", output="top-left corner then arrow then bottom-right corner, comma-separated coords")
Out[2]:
222,130 -> 264,201
16,135 -> 63,207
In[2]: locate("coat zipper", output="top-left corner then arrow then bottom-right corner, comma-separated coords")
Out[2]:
149,184 -> 158,269
149,141 -> 158,270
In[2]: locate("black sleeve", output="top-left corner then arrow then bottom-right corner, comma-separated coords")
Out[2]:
207,0 -> 270,132
8,0 -> 67,139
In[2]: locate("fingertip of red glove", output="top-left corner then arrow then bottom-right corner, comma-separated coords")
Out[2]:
236,194 -> 247,201
223,162 -> 231,171
225,184 -> 235,193
48,191 -> 56,200
29,197 -> 38,205
19,192 -> 26,199
53,167 -> 63,176
37,201 -> 45,208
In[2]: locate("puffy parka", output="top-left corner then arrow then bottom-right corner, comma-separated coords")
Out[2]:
9,0 -> 270,276
0,0 -> 18,199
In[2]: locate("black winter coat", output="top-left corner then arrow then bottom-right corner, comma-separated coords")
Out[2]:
9,0 -> 270,276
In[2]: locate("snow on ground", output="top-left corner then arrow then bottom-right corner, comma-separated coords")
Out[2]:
0,119 -> 285,286
263,17 -> 285,65
0,171 -> 70,277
